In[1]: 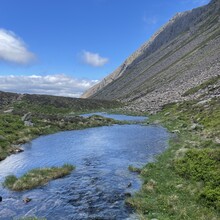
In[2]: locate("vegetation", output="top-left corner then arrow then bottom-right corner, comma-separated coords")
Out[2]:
128,165 -> 142,173
182,75 -> 220,96
12,93 -> 122,116
127,97 -> 220,219
3,164 -> 74,191
0,92 -> 122,161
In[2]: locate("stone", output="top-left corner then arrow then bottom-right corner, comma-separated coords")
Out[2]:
124,192 -> 132,197
24,121 -> 34,127
0,135 -> 6,140
127,182 -> 132,188
0,196 -> 2,202
21,112 -> 32,122
23,197 -> 31,203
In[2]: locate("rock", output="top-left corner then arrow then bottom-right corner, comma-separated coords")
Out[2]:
127,182 -> 132,188
0,135 -> 6,140
190,123 -> 203,130
124,192 -> 132,197
15,148 -> 24,153
9,146 -> 24,154
171,130 -> 180,134
21,112 -> 32,122
3,108 -> 13,113
24,121 -> 34,127
23,197 -> 31,203
0,196 -> 2,202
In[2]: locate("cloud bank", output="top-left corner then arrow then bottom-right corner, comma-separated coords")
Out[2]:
0,74 -> 99,97
82,50 -> 108,67
0,29 -> 35,64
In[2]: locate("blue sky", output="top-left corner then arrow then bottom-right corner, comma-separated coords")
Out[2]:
0,0 -> 210,97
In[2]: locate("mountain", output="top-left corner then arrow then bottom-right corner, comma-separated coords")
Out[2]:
82,0 -> 220,113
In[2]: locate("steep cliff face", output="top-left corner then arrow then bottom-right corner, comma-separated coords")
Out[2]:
82,0 -> 220,112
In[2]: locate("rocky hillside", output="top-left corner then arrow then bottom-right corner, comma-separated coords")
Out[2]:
82,0 -> 220,113
0,91 -> 120,114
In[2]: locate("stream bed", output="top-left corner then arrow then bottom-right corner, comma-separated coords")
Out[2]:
0,114 -> 169,220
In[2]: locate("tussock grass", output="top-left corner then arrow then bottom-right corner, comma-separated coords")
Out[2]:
127,97 -> 220,219
3,164 -> 75,191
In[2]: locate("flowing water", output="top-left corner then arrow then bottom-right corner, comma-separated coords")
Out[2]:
0,114 -> 169,220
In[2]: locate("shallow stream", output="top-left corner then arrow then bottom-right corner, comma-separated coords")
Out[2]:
0,114 -> 169,220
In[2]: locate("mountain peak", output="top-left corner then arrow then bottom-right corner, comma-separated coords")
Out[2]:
82,1 -> 220,113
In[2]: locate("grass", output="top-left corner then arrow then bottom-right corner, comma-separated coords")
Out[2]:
3,164 -> 75,191
126,97 -> 220,219
128,165 -> 142,173
0,113 -> 119,161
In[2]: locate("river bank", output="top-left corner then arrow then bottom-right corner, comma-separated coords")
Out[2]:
0,113 -> 121,161
126,97 -> 220,219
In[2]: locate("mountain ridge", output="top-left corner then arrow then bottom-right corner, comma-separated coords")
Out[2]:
82,0 -> 220,113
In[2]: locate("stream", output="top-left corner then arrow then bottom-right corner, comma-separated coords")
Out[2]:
0,113 -> 169,220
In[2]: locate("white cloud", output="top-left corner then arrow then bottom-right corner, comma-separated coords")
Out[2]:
82,50 -> 108,67
0,74 -> 99,98
0,29 -> 35,64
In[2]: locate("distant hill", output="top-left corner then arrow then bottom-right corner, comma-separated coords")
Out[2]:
82,0 -> 220,113
0,91 -> 120,114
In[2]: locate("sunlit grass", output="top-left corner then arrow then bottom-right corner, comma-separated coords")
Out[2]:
3,164 -> 75,191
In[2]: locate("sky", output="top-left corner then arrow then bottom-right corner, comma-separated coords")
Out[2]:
0,0 -> 210,97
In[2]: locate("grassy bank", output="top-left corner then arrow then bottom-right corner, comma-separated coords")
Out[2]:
3,164 -> 74,191
0,113 -> 120,161
0,91 -> 122,161
127,97 -> 220,219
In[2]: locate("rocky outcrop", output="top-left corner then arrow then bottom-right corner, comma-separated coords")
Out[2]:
82,0 -> 220,113
0,91 -> 20,110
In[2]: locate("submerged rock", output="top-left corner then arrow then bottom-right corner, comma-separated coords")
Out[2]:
23,197 -> 32,203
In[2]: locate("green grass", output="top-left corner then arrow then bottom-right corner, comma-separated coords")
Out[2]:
127,97 -> 220,219
128,165 -> 142,173
0,113 -> 119,161
3,164 -> 75,191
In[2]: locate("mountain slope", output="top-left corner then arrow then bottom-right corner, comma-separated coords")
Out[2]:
82,0 -> 220,113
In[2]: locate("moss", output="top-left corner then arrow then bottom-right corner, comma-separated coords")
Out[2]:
3,164 -> 75,191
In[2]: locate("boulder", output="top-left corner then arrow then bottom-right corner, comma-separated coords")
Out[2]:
24,121 -> 34,127
21,112 -> 32,122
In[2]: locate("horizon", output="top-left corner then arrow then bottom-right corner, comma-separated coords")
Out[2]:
0,0 -> 210,97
